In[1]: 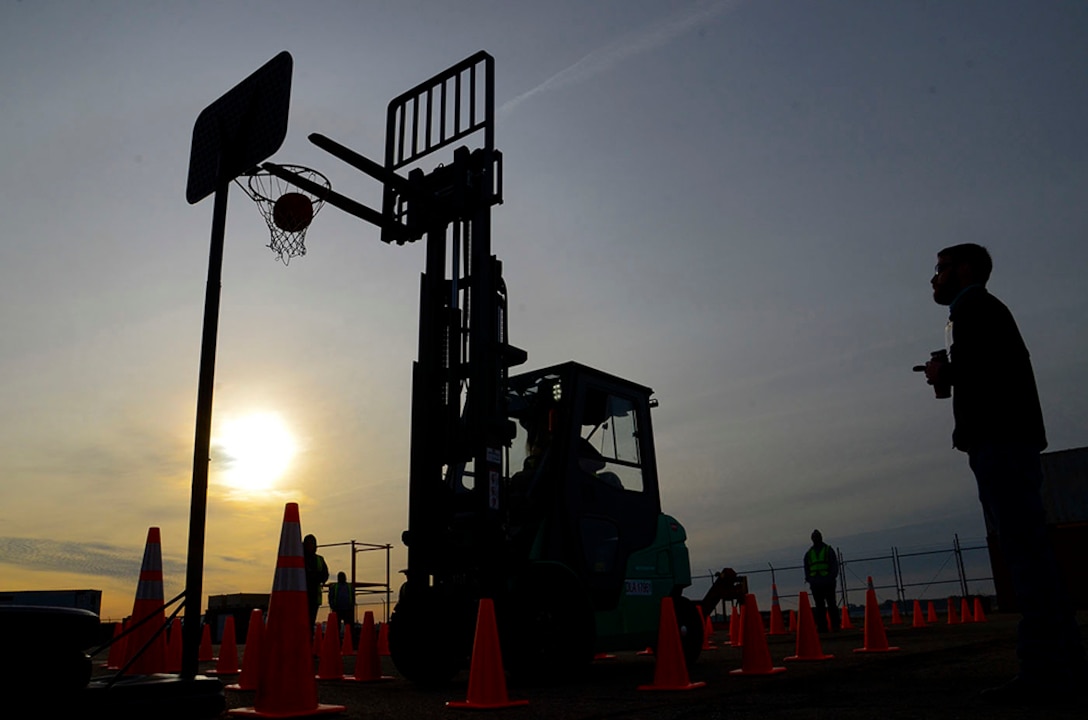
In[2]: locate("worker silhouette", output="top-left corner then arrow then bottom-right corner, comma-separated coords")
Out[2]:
803,530 -> 840,633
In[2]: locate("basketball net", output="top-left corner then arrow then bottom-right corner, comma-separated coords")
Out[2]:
237,165 -> 330,265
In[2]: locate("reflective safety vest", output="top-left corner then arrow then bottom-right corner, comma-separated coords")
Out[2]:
806,545 -> 831,577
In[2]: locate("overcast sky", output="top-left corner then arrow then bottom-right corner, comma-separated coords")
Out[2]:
2,0 -> 1085,620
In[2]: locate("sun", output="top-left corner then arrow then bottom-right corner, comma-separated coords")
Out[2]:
213,412 -> 298,493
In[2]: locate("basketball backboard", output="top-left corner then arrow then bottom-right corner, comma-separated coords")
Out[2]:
186,51 -> 293,204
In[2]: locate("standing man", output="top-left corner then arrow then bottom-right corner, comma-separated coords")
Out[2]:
328,571 -> 355,637
924,243 -> 1084,701
803,529 -> 840,633
303,534 -> 329,629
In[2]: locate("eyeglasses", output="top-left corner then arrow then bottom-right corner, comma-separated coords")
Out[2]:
933,262 -> 954,276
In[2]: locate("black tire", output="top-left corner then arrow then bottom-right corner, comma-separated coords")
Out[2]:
501,563 -> 596,683
388,587 -> 472,685
672,595 -> 704,670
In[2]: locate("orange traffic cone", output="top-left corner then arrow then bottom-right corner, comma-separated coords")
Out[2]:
702,611 -> 716,650
212,615 -> 240,675
927,601 -> 938,624
911,600 -> 926,628
351,611 -> 393,682
229,502 -> 345,717
226,609 -> 264,691
199,622 -> 215,662
947,597 -> 959,625
729,604 -> 741,647
730,594 -> 786,676
447,598 -> 528,709
106,621 -> 126,670
961,597 -> 973,623
768,584 -> 787,636
376,622 -> 390,656
973,597 -> 987,623
891,602 -> 903,625
785,591 -> 833,661
165,617 -> 183,672
316,612 -> 344,680
854,577 -> 899,653
840,605 -> 855,630
340,621 -> 354,656
638,596 -> 706,691
124,527 -> 168,675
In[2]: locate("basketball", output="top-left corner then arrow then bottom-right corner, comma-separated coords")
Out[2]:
272,192 -> 314,232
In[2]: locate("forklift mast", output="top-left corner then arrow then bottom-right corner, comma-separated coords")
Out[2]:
383,53 -> 525,600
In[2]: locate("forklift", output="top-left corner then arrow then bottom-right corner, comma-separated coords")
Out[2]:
265,51 -> 701,684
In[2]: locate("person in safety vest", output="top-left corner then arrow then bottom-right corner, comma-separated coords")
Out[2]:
803,529 -> 840,633
328,571 -> 355,637
303,533 -> 329,629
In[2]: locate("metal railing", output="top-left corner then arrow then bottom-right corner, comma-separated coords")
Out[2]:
695,533 -> 994,617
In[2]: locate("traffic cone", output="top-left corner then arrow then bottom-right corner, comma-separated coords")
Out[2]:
105,621 -> 126,670
340,621 -> 354,656
927,601 -> 938,624
947,597 -> 959,625
961,597 -> 973,623
165,617 -> 183,672
208,615 -> 239,675
730,594 -> 786,676
124,527 -> 168,675
840,605 -> 855,630
638,596 -> 706,691
229,502 -> 345,717
784,591 -> 833,661
351,611 -> 393,682
729,604 -> 741,647
891,602 -> 903,625
447,598 -> 529,709
911,600 -> 926,628
854,577 -> 899,653
768,584 -> 787,636
696,605 -> 715,650
226,609 -> 264,691
376,622 -> 390,656
973,597 -> 987,623
316,611 -> 344,680
199,622 -> 215,662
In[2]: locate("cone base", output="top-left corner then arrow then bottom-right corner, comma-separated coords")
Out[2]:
224,682 -> 255,691
347,674 -> 394,683
638,680 -> 707,691
228,702 -> 347,718
447,699 -> 530,710
784,654 -> 834,661
730,666 -> 787,676
853,646 -> 900,653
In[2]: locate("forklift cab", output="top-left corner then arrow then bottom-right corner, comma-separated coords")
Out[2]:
505,362 -> 662,609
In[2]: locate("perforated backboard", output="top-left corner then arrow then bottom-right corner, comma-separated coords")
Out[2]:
186,51 -> 293,204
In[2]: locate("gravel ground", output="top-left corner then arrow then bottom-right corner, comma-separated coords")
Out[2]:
85,611 -> 1087,719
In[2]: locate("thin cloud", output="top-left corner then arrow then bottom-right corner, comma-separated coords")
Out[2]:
500,0 -> 743,116
0,536 -> 185,581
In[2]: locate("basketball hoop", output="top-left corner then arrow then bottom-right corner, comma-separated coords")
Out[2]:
237,165 -> 330,264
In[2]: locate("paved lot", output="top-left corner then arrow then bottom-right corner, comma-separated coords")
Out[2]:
89,612 -> 1086,719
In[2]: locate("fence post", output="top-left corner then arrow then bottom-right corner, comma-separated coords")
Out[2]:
953,533 -> 968,598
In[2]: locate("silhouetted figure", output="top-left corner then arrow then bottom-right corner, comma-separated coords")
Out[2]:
328,571 -> 355,636
924,243 -> 1085,703
303,533 -> 329,629
803,529 -> 840,633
